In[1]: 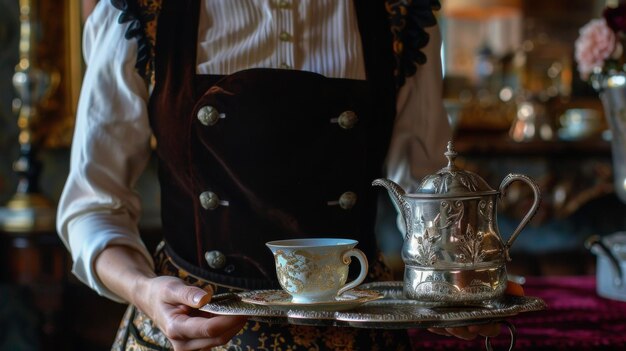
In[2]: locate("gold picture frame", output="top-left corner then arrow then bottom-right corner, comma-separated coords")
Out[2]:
32,0 -> 85,148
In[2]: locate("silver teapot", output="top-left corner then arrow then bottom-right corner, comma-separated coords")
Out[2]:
373,141 -> 541,304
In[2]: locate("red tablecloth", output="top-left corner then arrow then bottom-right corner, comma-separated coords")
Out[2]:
409,276 -> 626,350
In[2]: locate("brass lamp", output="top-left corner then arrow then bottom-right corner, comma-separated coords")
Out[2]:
0,0 -> 58,233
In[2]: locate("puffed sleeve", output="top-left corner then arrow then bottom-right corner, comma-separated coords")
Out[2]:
56,1 -> 154,303
385,22 -> 451,190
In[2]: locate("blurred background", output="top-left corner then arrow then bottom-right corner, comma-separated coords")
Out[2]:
1,0 -> 624,350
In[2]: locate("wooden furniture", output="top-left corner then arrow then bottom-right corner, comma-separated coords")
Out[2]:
0,228 -> 160,351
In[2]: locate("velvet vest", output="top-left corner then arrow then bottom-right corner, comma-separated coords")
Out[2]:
143,0 -> 433,290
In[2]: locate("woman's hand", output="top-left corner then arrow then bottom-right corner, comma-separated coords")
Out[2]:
135,275 -> 248,350
95,245 -> 247,351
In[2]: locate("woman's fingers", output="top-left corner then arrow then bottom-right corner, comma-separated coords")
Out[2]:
160,278 -> 213,307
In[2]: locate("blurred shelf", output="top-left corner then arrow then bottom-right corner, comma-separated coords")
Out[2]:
454,130 -> 611,157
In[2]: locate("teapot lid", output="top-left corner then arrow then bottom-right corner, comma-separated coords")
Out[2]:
412,141 -> 497,197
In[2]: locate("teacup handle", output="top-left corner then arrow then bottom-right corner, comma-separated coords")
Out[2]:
499,173 -> 541,261
337,248 -> 369,296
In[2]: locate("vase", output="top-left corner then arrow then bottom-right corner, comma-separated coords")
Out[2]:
596,73 -> 626,203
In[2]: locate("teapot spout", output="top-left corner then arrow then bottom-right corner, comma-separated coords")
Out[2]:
372,178 -> 412,237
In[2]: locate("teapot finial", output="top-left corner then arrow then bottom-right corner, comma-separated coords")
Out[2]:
444,141 -> 458,170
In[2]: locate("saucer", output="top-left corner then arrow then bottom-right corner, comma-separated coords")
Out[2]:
239,288 -> 383,311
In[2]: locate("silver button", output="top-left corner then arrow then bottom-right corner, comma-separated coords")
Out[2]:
197,106 -> 220,126
338,111 -> 358,129
199,191 -> 220,210
279,31 -> 292,42
339,191 -> 357,210
205,250 -> 226,269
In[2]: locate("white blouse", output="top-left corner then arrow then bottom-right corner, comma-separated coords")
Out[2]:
57,0 -> 451,302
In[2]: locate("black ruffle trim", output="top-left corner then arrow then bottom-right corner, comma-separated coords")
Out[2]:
111,0 -> 155,79
388,0 -> 441,87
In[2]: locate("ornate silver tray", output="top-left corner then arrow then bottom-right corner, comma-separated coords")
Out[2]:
201,281 -> 546,329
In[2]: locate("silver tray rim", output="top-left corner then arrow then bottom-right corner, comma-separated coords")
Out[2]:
200,281 -> 547,329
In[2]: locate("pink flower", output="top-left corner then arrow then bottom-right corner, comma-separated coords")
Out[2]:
575,18 -> 618,79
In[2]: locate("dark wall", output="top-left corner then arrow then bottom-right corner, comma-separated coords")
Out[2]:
0,0 -> 19,205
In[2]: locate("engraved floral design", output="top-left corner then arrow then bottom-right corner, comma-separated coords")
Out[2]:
438,200 -> 464,229
415,216 -> 441,266
415,275 -> 460,299
413,200 -> 466,266
431,171 -> 481,194
479,199 -> 494,224
456,224 -> 486,265
460,279 -> 493,295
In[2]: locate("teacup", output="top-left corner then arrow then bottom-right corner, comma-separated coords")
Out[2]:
266,238 -> 368,303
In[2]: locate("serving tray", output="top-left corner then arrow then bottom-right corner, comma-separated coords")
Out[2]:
201,281 -> 547,329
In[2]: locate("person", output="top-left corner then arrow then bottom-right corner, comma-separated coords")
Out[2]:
57,0 -> 502,350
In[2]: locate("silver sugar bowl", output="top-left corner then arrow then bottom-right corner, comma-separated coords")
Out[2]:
373,141 -> 541,304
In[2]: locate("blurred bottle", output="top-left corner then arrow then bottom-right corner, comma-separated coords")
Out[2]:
518,19 -> 572,101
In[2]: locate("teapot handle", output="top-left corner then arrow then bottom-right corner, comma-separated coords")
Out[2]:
499,174 -> 541,261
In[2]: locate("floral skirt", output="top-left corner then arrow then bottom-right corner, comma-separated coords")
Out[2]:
111,242 -> 411,351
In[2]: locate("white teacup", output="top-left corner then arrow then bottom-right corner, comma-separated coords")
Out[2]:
266,238 -> 368,303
